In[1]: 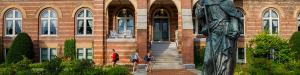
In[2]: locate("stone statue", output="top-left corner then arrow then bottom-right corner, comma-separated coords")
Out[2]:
194,0 -> 243,75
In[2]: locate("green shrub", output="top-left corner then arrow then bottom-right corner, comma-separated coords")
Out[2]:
5,33 -> 34,64
194,43 -> 205,70
289,32 -> 300,59
249,58 -> 272,75
15,70 -> 34,75
249,32 -> 293,63
44,57 -> 62,75
106,65 -> 130,75
60,59 -> 93,75
0,68 -> 14,75
64,39 -> 76,60
14,56 -> 32,71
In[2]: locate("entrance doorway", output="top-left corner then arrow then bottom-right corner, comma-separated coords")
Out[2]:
153,9 -> 169,41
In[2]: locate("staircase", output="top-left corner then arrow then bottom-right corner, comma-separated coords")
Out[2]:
150,41 -> 184,69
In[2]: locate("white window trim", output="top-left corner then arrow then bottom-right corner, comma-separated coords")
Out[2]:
263,10 -> 279,35
193,17 -> 199,36
5,9 -> 22,36
76,48 -> 93,60
236,48 -> 246,64
40,48 -> 57,62
40,9 -> 58,36
297,15 -> 300,31
76,9 -> 94,36
240,16 -> 245,36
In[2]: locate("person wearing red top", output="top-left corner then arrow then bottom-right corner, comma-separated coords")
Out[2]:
111,49 -> 118,67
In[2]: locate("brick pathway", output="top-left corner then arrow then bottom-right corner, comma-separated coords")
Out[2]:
147,69 -> 197,75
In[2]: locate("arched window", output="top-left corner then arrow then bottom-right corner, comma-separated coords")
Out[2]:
297,14 -> 300,31
114,8 -> 134,38
76,8 -> 93,35
192,3 -> 204,35
263,9 -> 279,34
40,9 -> 57,35
5,9 -> 22,36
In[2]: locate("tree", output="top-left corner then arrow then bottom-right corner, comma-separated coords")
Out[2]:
64,39 -> 76,60
5,33 -> 34,64
289,32 -> 300,59
248,32 -> 293,63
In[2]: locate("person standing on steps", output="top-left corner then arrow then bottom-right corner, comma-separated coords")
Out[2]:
111,49 -> 119,67
144,52 -> 155,72
131,51 -> 141,73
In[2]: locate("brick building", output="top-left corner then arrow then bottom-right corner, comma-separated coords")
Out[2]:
0,0 -> 299,68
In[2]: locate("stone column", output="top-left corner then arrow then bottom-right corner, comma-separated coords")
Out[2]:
181,0 -> 195,69
136,9 -> 148,59
136,0 -> 148,66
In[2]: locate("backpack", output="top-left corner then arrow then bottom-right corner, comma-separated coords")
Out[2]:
144,55 -> 151,61
130,54 -> 136,62
115,53 -> 119,61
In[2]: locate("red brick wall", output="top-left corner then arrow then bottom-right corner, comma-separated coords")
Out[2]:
0,0 -> 104,64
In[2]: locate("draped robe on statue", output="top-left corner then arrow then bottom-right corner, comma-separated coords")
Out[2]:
195,0 -> 243,75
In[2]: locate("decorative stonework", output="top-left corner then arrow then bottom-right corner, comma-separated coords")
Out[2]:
137,9 -> 147,29
182,9 -> 193,29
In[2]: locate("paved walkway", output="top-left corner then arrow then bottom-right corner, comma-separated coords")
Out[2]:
134,69 -> 201,75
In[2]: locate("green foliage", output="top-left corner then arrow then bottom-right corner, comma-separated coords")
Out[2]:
106,66 -> 130,75
14,56 -> 32,71
289,32 -> 300,59
194,44 -> 205,70
44,57 -> 63,75
6,33 -> 34,64
0,56 -> 131,75
249,58 -> 272,75
64,39 -> 76,60
249,32 -> 293,63
60,59 -> 94,75
0,68 -> 14,75
244,32 -> 300,75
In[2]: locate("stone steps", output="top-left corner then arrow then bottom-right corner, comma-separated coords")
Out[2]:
150,42 -> 183,69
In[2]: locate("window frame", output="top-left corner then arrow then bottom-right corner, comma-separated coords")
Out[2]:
236,48 -> 246,64
40,9 -> 58,36
4,9 -> 22,36
263,9 -> 279,35
297,14 -> 300,31
75,8 -> 94,36
39,48 -> 57,62
76,48 -> 93,60
114,8 -> 135,38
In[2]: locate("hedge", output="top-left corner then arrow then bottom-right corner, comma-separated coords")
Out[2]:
5,33 -> 34,64
64,39 -> 76,60
289,32 -> 300,59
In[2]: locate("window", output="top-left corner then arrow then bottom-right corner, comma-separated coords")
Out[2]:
110,9 -> 134,38
40,9 -> 57,35
192,5 -> 205,36
237,8 -> 245,35
77,48 -> 93,60
192,17 -> 205,35
40,48 -> 57,62
297,14 -> 300,31
3,48 -> 9,59
76,8 -> 93,35
263,9 -> 279,34
5,9 -> 22,36
237,48 -> 246,63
